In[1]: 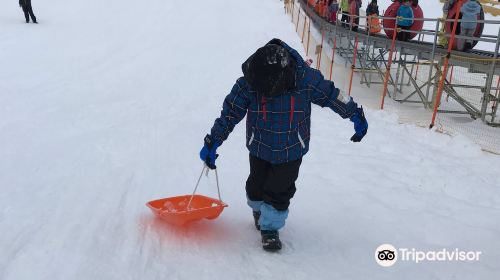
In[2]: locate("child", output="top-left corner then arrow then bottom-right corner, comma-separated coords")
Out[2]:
349,0 -> 361,31
366,0 -> 381,34
340,0 -> 350,28
366,0 -> 379,16
396,0 -> 414,41
438,0 -> 456,47
457,0 -> 481,51
328,0 -> 339,23
200,39 -> 368,251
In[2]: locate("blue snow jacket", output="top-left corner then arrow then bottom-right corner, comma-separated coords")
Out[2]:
397,5 -> 414,27
461,0 -> 481,30
209,40 -> 359,164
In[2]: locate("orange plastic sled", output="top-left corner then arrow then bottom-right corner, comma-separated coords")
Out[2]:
146,165 -> 227,226
147,194 -> 227,226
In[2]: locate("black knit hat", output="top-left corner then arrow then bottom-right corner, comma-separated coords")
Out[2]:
242,42 -> 296,97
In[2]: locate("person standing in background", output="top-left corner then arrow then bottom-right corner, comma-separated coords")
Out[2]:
366,0 -> 381,34
457,0 -> 481,51
19,0 -> 37,23
396,0 -> 414,41
366,0 -> 379,16
328,0 -> 339,23
349,0 -> 361,31
438,0 -> 456,47
340,0 -> 350,28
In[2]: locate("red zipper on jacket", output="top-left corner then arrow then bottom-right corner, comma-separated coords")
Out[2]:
261,96 -> 267,122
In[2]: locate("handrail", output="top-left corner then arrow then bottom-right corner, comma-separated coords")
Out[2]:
301,1 -> 500,47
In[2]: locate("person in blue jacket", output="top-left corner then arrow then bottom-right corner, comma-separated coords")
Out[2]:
200,39 -> 368,251
457,0 -> 481,51
396,0 -> 414,41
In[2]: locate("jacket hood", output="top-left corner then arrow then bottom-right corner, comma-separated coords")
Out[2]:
241,38 -> 303,97
462,1 -> 481,14
265,38 -> 306,67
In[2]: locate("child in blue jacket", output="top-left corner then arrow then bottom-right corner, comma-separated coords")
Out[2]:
457,0 -> 481,51
396,0 -> 414,41
200,39 -> 368,251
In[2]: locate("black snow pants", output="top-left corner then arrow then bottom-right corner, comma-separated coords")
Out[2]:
245,154 -> 302,211
20,0 -> 37,23
397,25 -> 411,41
341,11 -> 350,28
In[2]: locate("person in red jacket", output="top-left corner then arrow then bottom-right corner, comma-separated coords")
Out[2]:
349,0 -> 361,31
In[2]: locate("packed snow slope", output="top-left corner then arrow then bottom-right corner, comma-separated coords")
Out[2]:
1,0 -> 500,279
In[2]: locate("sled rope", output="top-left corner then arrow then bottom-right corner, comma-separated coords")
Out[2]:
187,165 -> 222,210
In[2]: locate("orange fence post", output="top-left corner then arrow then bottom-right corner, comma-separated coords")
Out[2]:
301,15 -> 307,42
348,36 -> 359,96
430,0 -> 463,128
306,19 -> 311,56
329,36 -> 337,80
496,75 -> 500,98
380,26 -> 399,109
317,29 -> 325,70
296,9 -> 301,32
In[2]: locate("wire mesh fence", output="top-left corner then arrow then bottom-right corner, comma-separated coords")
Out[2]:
285,0 -> 500,154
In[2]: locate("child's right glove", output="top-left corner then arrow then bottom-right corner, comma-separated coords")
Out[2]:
349,106 -> 368,142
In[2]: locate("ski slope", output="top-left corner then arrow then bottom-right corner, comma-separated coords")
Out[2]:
1,0 -> 500,279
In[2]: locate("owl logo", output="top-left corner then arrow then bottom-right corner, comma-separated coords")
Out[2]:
375,244 -> 398,267
377,250 -> 396,261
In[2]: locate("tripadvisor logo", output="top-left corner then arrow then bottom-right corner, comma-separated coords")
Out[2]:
375,244 -> 482,267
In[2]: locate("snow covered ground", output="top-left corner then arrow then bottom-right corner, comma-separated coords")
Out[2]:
1,0 -> 500,279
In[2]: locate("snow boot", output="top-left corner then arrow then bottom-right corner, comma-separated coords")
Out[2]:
253,211 -> 260,230
261,230 -> 282,251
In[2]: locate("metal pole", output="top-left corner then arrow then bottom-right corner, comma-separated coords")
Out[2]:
400,53 -> 407,93
394,50 -> 401,99
381,26 -> 399,109
430,0 -> 463,128
425,20 -> 441,102
296,9 -> 301,32
348,35 -> 359,96
329,24 -> 338,80
481,27 -> 500,122
317,28 -> 325,70
306,18 -> 311,56
492,75 -> 500,123
408,34 -> 421,86
363,15 -> 373,87
369,44 -> 376,86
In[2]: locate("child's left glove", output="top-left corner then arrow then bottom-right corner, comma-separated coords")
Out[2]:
199,134 -> 220,169
349,106 -> 368,142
